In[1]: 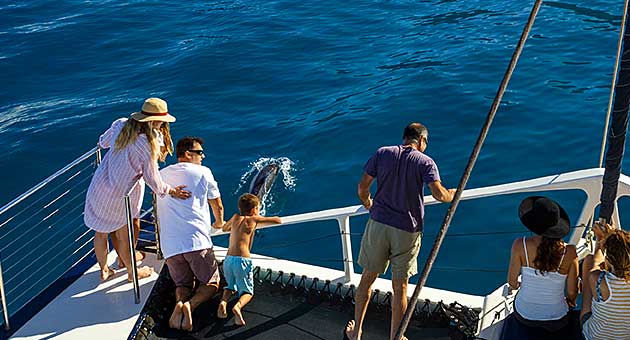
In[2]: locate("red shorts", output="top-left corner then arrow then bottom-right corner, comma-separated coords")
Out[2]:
166,248 -> 220,288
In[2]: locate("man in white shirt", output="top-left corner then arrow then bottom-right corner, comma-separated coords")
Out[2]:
157,136 -> 225,331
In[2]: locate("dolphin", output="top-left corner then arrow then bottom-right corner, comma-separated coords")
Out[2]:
249,163 -> 279,201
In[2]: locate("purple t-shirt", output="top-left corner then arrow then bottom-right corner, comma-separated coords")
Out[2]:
364,145 -> 441,233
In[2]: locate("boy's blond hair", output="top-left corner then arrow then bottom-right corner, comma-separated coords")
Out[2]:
238,194 -> 260,215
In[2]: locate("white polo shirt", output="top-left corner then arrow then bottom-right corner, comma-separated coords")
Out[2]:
157,162 -> 221,259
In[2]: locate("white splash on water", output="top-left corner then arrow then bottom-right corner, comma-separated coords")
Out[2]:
234,157 -> 297,216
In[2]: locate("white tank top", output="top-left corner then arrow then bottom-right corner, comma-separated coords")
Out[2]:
514,237 -> 569,321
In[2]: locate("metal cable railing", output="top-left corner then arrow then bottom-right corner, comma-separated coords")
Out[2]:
0,142 -> 624,336
0,146 -> 100,329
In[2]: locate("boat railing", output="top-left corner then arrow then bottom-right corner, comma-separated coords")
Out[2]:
124,181 -> 141,304
3,145 -> 630,334
0,146 -> 101,330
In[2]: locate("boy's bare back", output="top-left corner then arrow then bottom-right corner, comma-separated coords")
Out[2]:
223,213 -> 281,258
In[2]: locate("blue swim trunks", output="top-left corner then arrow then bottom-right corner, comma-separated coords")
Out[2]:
223,255 -> 254,295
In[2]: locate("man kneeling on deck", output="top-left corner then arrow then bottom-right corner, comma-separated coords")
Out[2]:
156,136 -> 226,331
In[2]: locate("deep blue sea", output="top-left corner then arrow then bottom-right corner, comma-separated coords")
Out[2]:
0,0 -> 628,309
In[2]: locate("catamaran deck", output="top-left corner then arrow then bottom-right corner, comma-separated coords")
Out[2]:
134,246 -> 483,339
6,244 -> 483,339
9,252 -> 162,340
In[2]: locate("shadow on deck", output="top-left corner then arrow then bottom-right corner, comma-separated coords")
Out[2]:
132,265 -> 477,340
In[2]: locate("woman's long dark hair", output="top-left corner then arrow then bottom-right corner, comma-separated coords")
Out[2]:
533,236 -> 564,275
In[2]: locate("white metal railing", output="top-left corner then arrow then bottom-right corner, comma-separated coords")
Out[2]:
0,146 -> 100,330
124,181 -> 141,304
2,143 -> 629,334
209,167 -> 621,284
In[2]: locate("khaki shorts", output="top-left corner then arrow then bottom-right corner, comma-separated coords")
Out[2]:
358,219 -> 422,279
166,248 -> 220,288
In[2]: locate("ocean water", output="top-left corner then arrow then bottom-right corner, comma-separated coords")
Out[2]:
0,0 -> 627,306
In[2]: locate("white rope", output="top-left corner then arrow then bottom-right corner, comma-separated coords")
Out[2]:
599,0 -> 630,168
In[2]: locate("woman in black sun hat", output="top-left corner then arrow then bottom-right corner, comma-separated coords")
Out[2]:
500,196 -> 579,339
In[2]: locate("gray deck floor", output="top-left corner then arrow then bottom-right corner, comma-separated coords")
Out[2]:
138,267 -> 451,340
146,291 -> 450,340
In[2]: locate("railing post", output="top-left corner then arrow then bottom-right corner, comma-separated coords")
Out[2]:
152,193 -> 164,260
95,147 -> 102,167
336,216 -> 354,283
124,194 -> 141,304
0,253 -> 9,330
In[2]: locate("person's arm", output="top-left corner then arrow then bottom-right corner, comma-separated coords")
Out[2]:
253,216 -> 282,227
209,197 -> 225,229
507,238 -> 522,290
98,118 -> 126,149
565,246 -> 579,307
591,222 -> 612,271
358,173 -> 375,210
427,181 -> 455,203
138,136 -> 190,200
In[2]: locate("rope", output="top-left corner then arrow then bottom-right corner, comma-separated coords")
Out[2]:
393,1 -> 544,338
599,0 -> 630,168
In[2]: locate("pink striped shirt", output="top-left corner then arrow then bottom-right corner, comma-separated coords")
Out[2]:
84,118 -> 171,233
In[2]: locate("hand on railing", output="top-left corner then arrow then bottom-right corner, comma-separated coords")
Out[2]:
169,185 -> 191,199
361,197 -> 372,210
212,220 -> 225,230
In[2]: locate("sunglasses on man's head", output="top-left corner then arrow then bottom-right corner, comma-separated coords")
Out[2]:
188,150 -> 204,155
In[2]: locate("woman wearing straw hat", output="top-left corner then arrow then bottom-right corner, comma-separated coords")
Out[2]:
84,98 -> 191,282
500,196 -> 579,339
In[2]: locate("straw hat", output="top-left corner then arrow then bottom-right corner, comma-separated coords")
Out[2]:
518,196 -> 570,238
130,98 -> 176,123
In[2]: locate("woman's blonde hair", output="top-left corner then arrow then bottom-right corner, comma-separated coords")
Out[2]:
114,118 -> 172,161
603,229 -> 630,281
158,122 -> 173,162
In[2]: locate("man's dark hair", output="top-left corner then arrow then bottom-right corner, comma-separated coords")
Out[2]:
403,123 -> 428,142
176,136 -> 204,158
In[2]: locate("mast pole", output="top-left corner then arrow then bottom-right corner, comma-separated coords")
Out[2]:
599,0 -> 630,223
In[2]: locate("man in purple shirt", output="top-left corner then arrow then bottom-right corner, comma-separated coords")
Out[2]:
345,123 -> 455,340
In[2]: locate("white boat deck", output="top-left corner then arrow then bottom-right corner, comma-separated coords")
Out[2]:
10,252 -> 163,340
9,244 -> 484,340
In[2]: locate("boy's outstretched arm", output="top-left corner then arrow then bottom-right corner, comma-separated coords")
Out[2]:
253,216 -> 282,227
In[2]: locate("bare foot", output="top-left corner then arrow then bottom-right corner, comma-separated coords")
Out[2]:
345,320 -> 361,340
182,301 -> 193,331
100,267 -> 115,282
117,251 -> 145,269
169,302 -> 184,329
217,301 -> 228,319
127,266 -> 154,282
233,302 -> 245,326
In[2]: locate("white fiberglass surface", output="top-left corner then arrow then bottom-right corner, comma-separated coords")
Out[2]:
10,252 -> 162,340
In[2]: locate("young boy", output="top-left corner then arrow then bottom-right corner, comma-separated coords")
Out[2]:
217,193 -> 282,326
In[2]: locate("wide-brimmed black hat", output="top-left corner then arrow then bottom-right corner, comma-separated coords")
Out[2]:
518,196 -> 570,238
